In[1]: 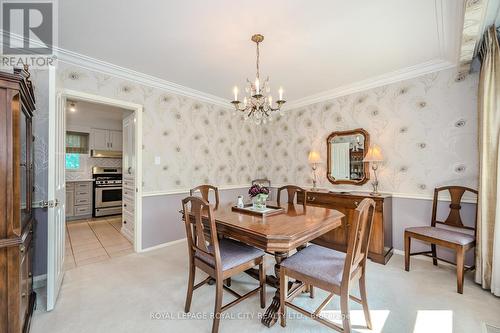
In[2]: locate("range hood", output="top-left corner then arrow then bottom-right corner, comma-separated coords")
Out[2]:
91,150 -> 122,158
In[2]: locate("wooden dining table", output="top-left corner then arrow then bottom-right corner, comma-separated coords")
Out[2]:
184,202 -> 344,327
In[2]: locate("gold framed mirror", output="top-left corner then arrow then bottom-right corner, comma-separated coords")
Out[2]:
327,128 -> 370,185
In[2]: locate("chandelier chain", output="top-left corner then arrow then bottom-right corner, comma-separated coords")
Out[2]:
256,41 -> 260,79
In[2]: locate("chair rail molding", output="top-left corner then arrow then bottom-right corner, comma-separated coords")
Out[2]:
142,184 -> 252,197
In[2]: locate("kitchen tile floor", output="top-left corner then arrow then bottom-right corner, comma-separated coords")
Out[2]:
65,216 -> 133,270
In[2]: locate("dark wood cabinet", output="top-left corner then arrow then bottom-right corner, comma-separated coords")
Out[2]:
0,67 -> 37,333
298,190 -> 393,264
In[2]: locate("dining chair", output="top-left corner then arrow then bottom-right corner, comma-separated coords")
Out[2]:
279,198 -> 376,332
404,186 -> 478,294
190,184 -> 220,207
252,178 -> 271,187
276,185 -> 307,209
182,196 -> 266,333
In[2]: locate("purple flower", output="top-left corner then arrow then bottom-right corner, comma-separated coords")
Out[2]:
248,184 -> 269,198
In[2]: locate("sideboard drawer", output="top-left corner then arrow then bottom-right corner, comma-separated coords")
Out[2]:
299,190 -> 393,264
305,193 -> 359,209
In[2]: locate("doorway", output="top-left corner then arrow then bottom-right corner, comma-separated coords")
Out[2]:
47,87 -> 143,310
64,100 -> 134,269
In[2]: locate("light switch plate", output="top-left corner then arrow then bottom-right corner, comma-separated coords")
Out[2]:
154,156 -> 161,165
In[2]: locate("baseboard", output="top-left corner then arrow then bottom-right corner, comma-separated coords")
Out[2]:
139,238 -> 186,253
33,274 -> 47,289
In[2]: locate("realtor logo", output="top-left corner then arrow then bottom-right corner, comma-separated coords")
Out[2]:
2,1 -> 53,54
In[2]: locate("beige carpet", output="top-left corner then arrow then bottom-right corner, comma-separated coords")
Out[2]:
32,241 -> 500,333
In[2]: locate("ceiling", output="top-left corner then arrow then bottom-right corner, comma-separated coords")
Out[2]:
58,0 -> 463,103
66,100 -> 131,122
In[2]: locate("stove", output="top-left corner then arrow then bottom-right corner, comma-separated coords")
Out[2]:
92,167 -> 122,217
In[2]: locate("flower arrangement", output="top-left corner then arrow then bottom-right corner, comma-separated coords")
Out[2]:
249,184 -> 270,210
248,184 -> 270,198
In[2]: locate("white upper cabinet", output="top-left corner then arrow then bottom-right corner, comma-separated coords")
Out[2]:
91,128 -> 109,150
109,130 -> 123,151
90,128 -> 122,151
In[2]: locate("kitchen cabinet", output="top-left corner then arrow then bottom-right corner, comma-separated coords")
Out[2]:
90,128 -> 122,151
66,181 -> 93,220
122,114 -> 135,176
109,130 -> 122,151
121,113 -> 135,242
66,189 -> 74,216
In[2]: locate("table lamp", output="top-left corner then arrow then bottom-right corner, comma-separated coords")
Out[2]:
363,145 -> 384,196
308,150 -> 321,191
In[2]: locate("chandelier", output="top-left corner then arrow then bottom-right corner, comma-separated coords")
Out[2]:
231,34 -> 286,124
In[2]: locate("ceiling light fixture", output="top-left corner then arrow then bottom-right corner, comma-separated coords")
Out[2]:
231,34 -> 286,125
69,102 -> 77,112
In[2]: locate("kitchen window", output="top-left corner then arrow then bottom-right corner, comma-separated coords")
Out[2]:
65,131 -> 89,170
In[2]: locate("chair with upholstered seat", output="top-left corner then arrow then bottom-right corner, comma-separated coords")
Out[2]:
404,186 -> 478,294
190,184 -> 220,207
277,185 -> 307,209
182,196 -> 266,333
279,198 -> 376,332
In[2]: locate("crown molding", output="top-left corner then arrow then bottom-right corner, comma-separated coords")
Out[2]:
3,31 -> 458,111
56,48 -> 455,112
54,47 -> 232,109
284,59 -> 456,110
0,30 -> 230,108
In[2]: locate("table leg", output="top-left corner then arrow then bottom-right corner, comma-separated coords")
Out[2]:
261,251 -> 288,327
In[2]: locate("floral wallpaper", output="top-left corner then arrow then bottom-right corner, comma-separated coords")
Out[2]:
31,63 -> 264,197
261,68 -> 479,196
31,69 -> 50,203
30,65 -> 478,200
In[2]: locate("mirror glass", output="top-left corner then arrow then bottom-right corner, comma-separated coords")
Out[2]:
327,129 -> 370,185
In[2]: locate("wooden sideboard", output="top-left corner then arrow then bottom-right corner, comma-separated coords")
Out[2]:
298,190 -> 393,264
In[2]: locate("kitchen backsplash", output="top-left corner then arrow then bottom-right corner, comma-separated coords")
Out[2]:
66,155 -> 122,181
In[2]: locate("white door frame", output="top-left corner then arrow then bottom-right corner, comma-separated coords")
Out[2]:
58,89 -> 143,252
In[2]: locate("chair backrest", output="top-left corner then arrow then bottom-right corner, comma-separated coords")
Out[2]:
342,198 -> 376,285
277,185 -> 307,208
190,184 -> 220,207
182,196 -> 221,270
252,178 -> 271,188
431,186 -> 478,231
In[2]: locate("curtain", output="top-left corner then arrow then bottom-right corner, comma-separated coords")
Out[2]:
475,26 -> 500,296
66,131 -> 89,154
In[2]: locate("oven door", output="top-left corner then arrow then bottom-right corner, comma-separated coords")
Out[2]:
95,186 -> 122,208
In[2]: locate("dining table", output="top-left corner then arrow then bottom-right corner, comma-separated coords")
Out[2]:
183,201 -> 344,327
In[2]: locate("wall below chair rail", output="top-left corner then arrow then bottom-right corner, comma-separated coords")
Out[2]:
142,186 -> 477,265
32,188 -> 477,277
33,208 -> 48,277
141,187 -> 252,250
392,197 -> 476,266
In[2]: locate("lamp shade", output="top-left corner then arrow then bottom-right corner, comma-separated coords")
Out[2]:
308,150 -> 321,164
363,145 -> 384,162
